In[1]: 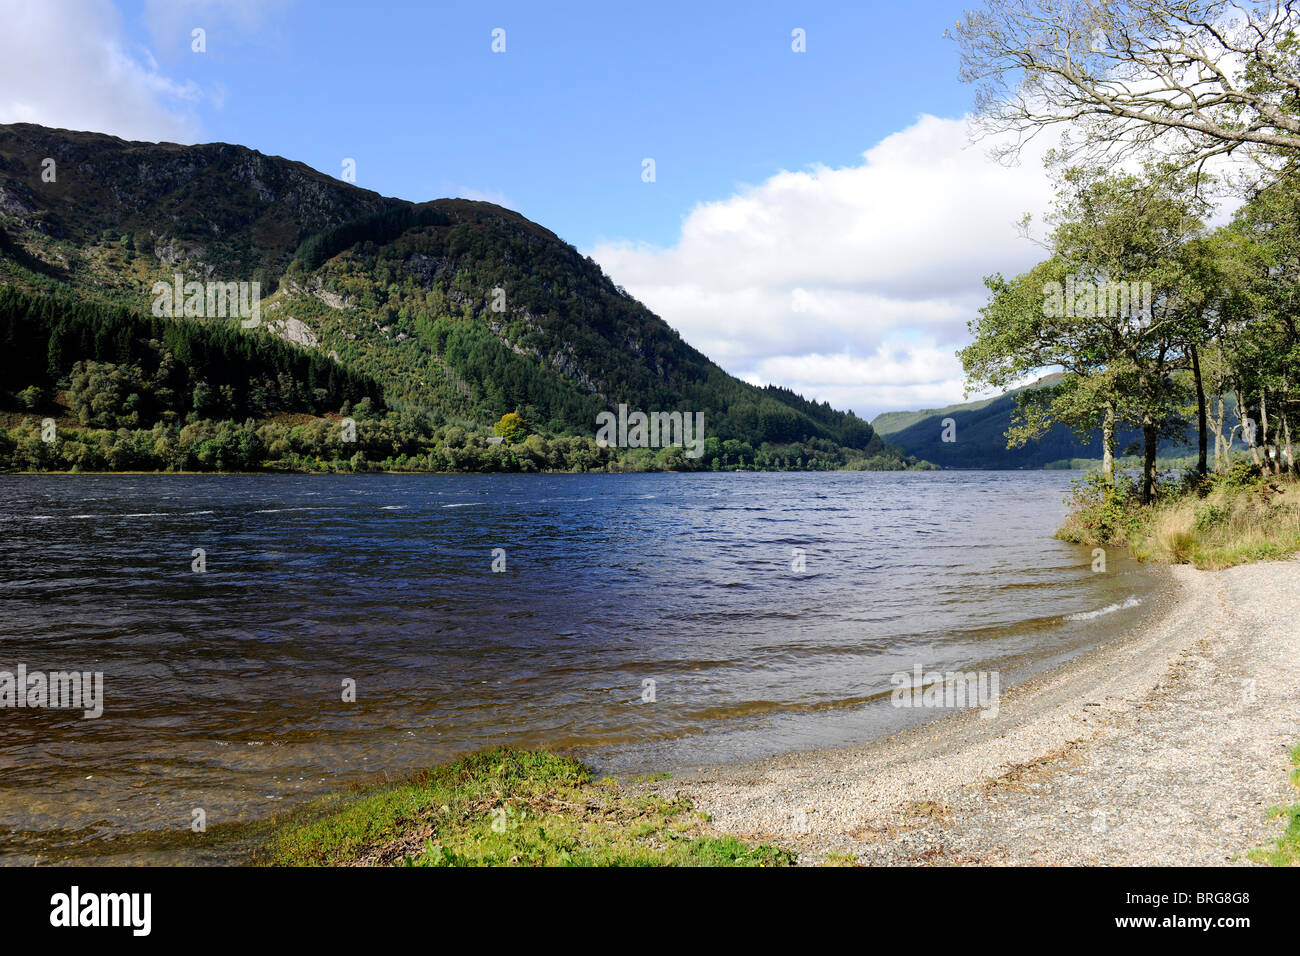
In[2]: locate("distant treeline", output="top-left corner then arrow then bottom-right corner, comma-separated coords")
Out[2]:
0,285 -> 384,424
0,412 -> 915,474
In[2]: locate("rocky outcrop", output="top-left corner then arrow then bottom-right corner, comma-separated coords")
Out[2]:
268,316 -> 319,348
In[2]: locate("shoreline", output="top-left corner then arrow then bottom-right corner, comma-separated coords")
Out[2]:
0,463 -> 923,476
635,559 -> 1300,865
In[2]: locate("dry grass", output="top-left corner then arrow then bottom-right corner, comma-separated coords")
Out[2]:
1133,474 -> 1300,569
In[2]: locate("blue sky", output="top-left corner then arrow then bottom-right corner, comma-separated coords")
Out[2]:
112,0 -> 977,248
1,0 -> 1066,416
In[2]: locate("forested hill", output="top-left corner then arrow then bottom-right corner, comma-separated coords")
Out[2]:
0,122 -> 909,472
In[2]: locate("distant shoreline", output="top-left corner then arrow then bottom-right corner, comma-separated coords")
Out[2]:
0,464 -> 931,476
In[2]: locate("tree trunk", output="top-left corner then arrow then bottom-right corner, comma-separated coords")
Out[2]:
1238,389 -> 1263,468
1284,414 -> 1295,475
1101,402 -> 1115,485
1191,344 -> 1207,477
1284,374 -> 1295,474
1211,395 -> 1226,472
1260,391 -> 1277,474
1142,419 -> 1158,504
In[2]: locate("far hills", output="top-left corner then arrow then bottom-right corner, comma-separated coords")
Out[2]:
871,373 -> 1238,470
0,122 -> 911,473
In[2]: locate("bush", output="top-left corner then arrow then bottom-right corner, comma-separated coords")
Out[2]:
1192,503 -> 1229,534
16,385 -> 44,410
1058,471 -> 1140,545
1178,467 -> 1212,498
1216,458 -> 1263,490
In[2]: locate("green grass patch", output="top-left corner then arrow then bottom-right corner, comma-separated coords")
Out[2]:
1251,743 -> 1300,867
255,746 -> 795,867
625,771 -> 673,783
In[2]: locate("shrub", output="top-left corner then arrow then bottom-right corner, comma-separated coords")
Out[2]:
1216,458 -> 1263,491
17,385 -> 44,410
1192,503 -> 1229,534
1058,471 -> 1140,545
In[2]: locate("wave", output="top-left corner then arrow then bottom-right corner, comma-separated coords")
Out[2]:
1066,595 -> 1142,621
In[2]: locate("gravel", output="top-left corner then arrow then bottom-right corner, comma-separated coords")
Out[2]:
641,559 -> 1300,865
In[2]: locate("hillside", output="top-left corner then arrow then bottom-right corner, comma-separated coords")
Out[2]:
0,123 -> 910,473
871,374 -> 1228,470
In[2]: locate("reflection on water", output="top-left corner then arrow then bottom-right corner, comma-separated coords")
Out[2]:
0,471 -> 1158,863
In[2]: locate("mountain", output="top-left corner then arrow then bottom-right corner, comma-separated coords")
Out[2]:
0,123 -> 393,285
871,374 -> 1224,469
0,123 -> 911,472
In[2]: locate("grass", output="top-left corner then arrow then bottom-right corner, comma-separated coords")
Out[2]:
255,746 -> 795,867
1058,463 -> 1300,569
1250,743 -> 1300,867
625,771 -> 673,783
1132,473 -> 1300,569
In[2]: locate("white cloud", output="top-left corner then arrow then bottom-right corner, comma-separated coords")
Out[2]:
588,113 -> 1251,420
140,0 -> 292,59
751,343 -> 984,413
0,0 -> 290,144
0,0 -> 202,142
588,114 -> 1063,419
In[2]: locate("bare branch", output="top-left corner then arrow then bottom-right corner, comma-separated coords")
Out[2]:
949,0 -> 1300,168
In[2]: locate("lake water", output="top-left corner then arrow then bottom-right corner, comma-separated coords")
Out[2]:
0,471 -> 1159,863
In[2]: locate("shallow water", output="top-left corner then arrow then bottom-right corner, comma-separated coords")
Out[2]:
0,471 -> 1157,863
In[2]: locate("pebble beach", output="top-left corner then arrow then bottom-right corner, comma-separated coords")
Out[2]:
643,560 -> 1300,865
